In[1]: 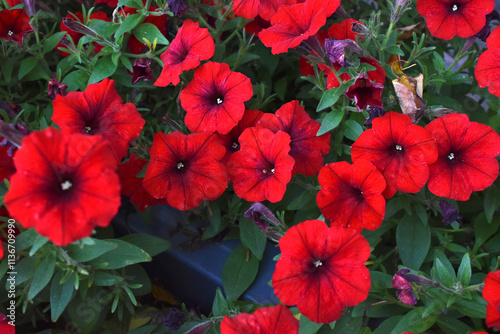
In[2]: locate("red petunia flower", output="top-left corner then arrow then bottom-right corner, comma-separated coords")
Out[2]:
95,0 -> 118,6
56,11 -> 109,57
317,160 -> 386,232
0,140 -> 15,182
257,100 -> 330,176
272,219 -> 371,323
345,74 -> 385,111
227,127 -> 294,203
143,131 -> 228,211
259,0 -> 340,54
475,27 -> 500,97
216,109 -> 264,163
417,0 -> 494,40
220,305 -> 299,334
327,18 -> 364,41
351,112 -> 438,198
0,313 -> 14,334
424,113 -> 500,201
483,270 -> 500,329
155,19 -> 215,87
0,8 -> 33,45
52,78 -> 145,163
6,0 -> 21,6
117,154 -> 163,211
232,0 -> 294,21
180,62 -> 253,134
4,128 -> 121,246
128,58 -> 154,84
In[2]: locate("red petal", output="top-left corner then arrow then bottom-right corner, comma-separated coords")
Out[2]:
232,0 -> 295,21
476,27 -> 500,97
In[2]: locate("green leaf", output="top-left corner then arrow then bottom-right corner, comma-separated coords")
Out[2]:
432,52 -> 445,72
316,82 -> 352,112
16,229 -> 40,251
240,218 -> 266,260
18,56 -> 39,80
317,109 -> 345,136
433,258 -> 454,287
202,202 -> 227,240
90,239 -> 152,269
391,308 -> 438,334
457,253 -> 471,287
120,233 -> 171,257
372,316 -> 404,334
343,119 -> 363,141
132,23 -> 170,46
92,271 -> 124,286
299,314 -> 323,334
13,256 -> 37,286
88,56 -> 118,84
396,215 -> 431,270
29,234 -> 49,256
43,31 -> 67,54
50,271 -> 75,322
452,294 -> 487,318
422,298 -> 445,318
484,186 -> 500,223
28,253 -> 56,300
437,317 -> 473,334
62,69 -> 90,92
222,244 -> 259,301
117,0 -> 143,8
89,20 -> 119,39
115,14 -> 144,40
475,212 -> 499,248
212,287 -> 228,317
68,287 -> 103,334
66,238 -> 117,262
385,44 -> 404,56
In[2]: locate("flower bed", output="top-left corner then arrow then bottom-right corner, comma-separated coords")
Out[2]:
1,0 -> 500,333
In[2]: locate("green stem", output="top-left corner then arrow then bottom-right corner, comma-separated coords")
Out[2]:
381,21 -> 394,50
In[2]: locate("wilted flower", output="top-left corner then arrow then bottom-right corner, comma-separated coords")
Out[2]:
244,202 -> 281,229
47,78 -> 68,99
439,200 -> 462,225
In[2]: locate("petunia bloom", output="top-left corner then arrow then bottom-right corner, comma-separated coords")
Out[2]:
351,112 -> 438,198
0,139 -> 15,182
220,305 -> 299,334
257,100 -> 330,176
0,8 -> 34,45
424,113 -> 500,201
155,19 -> 215,87
4,128 -> 121,246
475,26 -> 500,97
0,313 -> 14,334
95,0 -> 118,6
143,131 -> 228,211
272,219 -> 371,323
259,0 -> 340,54
52,78 -> 145,163
483,270 -> 500,329
232,0 -> 294,21
391,269 -> 417,306
227,127 -> 294,203
129,58 -> 154,84
317,160 -> 386,232
117,154 -> 163,211
417,0 -> 494,40
180,62 -> 253,134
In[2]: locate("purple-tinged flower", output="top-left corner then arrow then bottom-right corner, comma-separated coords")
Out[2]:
164,308 -> 185,331
47,78 -> 68,99
167,0 -> 189,17
439,201 -> 462,225
392,269 -> 417,306
324,38 -> 362,67
244,202 -> 281,230
364,106 -> 386,128
128,58 -> 154,85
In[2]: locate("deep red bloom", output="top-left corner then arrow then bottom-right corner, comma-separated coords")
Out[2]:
317,160 -> 386,232
475,27 -> 500,97
351,112 -> 438,198
216,109 -> 264,162
117,154 -> 163,211
95,0 -> 118,6
244,15 -> 272,35
227,127 -> 294,203
47,78 -> 68,99
327,18 -> 364,41
143,132 -> 228,211
0,313 -> 14,334
129,58 -> 154,84
6,0 -> 21,6
180,62 -> 253,134
232,0 -> 294,21
424,113 -> 500,201
483,270 -> 500,329
4,128 -> 120,246
220,305 -> 299,334
257,100 -> 330,176
0,140 -> 15,182
0,8 -> 33,45
52,78 -> 145,163
259,0 -> 340,54
417,0 -> 494,40
155,19 -> 215,87
325,56 -> 385,91
345,74 -> 384,111
272,219 -> 371,323
56,11 -> 109,57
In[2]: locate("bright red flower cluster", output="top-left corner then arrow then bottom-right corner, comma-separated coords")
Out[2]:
483,270 -> 500,329
4,128 -> 121,246
52,78 -> 145,163
155,19 -> 215,87
272,219 -> 371,323
220,304 -> 299,334
143,132 -> 228,211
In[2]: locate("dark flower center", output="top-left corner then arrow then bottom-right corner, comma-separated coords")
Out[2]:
451,3 -> 459,11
